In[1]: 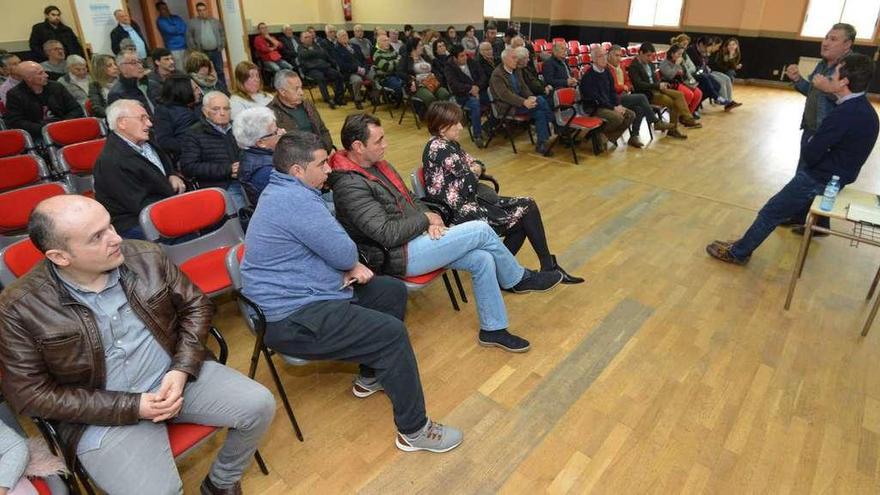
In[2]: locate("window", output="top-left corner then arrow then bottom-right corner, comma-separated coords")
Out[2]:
628,0 -> 685,27
801,0 -> 880,40
484,0 -> 511,19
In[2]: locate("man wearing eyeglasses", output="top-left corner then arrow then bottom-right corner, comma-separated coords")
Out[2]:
94,99 -> 187,239
108,51 -> 161,115
180,91 -> 247,211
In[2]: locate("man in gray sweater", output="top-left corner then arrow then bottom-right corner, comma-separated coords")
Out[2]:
241,131 -> 463,454
187,2 -> 226,87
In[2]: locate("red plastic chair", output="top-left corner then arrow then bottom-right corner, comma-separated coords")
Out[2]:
567,40 -> 580,55
0,182 -> 70,246
139,188 -> 244,296
578,53 -> 591,66
602,41 -> 613,51
56,138 -> 105,196
578,44 -> 589,55
566,56 -> 579,69
628,44 -> 641,55
42,117 -> 106,173
0,154 -> 51,193
0,238 -> 43,286
552,88 -> 605,164
484,87 -> 534,154
0,129 -> 35,158
551,37 -> 566,45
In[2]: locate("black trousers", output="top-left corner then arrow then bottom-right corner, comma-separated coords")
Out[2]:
503,200 -> 554,270
264,276 -> 427,434
305,67 -> 345,103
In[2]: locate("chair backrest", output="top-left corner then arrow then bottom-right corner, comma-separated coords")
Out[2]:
0,129 -> 35,158
566,56 -> 579,68
139,187 -> 244,266
578,45 -> 589,54
553,87 -> 579,126
589,43 -> 601,51
567,40 -> 580,55
410,169 -> 426,198
536,61 -> 544,74
225,242 -> 245,291
0,154 -> 51,193
578,54 -> 591,65
57,138 -> 105,195
0,182 -> 69,235
42,117 -> 106,148
551,37 -> 566,45
0,238 -> 43,287
601,42 -> 613,51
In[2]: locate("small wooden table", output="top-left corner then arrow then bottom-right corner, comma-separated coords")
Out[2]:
784,188 -> 880,336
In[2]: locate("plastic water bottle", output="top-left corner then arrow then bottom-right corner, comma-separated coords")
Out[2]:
819,175 -> 840,212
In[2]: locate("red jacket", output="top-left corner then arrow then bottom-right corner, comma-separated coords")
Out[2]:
609,63 -> 633,94
254,35 -> 281,62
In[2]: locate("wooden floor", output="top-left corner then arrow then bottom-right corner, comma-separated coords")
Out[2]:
178,86 -> 880,494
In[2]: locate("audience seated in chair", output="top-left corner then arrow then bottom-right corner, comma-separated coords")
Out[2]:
460,25 -> 478,56
333,30 -> 373,110
0,53 -> 22,106
398,39 -> 451,112
149,48 -> 180,89
186,50 -> 226,94
542,41 -> 577,90
40,40 -> 68,81
489,48 -> 557,155
28,5 -> 84,62
658,44 -> 704,119
241,130 -> 464,453
230,61 -> 273,119
714,37 -> 742,80
580,45 -> 639,149
484,23 -> 504,63
87,54 -> 119,118
93,99 -> 186,239
477,42 -> 496,93
253,22 -> 294,74
704,36 -> 741,109
351,25 -> 374,60
444,45 -> 488,147
179,91 -> 247,211
298,30 -> 345,108
329,113 -> 563,353
431,39 -> 451,88
423,102 -> 584,283
627,43 -> 695,139
514,47 -> 549,97
58,55 -> 91,108
277,25 -> 300,70
5,62 -> 83,140
372,34 -> 403,96
108,51 -> 161,115
607,46 -> 672,139
0,194 -> 275,495
268,70 -> 334,152
153,74 -> 201,163
233,106 -> 285,204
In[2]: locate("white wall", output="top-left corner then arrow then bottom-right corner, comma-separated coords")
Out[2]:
73,0 -> 125,56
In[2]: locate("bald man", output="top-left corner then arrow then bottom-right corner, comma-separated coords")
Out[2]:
94,99 -> 186,239
4,61 -> 83,139
0,195 -> 275,495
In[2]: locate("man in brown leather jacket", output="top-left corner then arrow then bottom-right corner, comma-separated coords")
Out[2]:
0,195 -> 275,495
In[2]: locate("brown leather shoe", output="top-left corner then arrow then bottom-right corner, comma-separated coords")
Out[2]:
667,128 -> 688,139
627,136 -> 645,148
201,477 -> 242,495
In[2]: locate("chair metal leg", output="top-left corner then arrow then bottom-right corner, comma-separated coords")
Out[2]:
260,345 -> 305,441
398,101 -> 407,125
867,265 -> 880,300
452,270 -> 468,303
441,272 -> 460,311
411,101 -> 421,129
254,449 -> 270,475
505,122 -> 517,153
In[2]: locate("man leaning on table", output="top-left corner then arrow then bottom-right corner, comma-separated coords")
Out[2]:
706,52 -> 879,265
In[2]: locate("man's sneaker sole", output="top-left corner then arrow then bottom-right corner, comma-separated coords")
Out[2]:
395,434 -> 463,453
478,339 -> 531,353
352,382 -> 383,398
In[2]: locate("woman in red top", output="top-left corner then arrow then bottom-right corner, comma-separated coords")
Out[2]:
608,46 -> 673,135
253,22 -> 294,72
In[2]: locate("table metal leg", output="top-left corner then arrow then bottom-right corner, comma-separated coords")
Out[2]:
785,214 -> 816,310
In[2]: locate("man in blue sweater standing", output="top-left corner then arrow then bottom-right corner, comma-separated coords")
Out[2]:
241,131 -> 463,453
155,2 -> 188,70
707,53 -> 879,265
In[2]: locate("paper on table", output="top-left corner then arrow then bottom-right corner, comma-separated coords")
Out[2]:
847,203 -> 880,226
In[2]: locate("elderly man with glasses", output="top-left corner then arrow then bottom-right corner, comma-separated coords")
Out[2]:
108,51 -> 161,115
94,99 -> 187,239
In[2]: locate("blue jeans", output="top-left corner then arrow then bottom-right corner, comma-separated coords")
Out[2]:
731,171 -> 827,259
795,129 -> 815,172
457,95 -> 483,138
205,49 -> 227,88
515,95 -> 553,145
405,221 -> 525,331
226,181 -> 248,211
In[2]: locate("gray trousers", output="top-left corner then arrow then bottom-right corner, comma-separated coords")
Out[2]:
710,71 -> 733,101
78,361 -> 275,495
348,67 -> 375,102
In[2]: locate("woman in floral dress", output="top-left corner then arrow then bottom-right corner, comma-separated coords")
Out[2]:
421,101 -> 584,284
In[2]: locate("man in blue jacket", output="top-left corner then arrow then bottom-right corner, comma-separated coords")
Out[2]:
707,53 -> 879,265
241,131 -> 464,454
155,2 -> 188,70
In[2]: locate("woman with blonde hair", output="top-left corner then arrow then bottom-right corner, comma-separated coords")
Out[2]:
230,61 -> 273,119
87,53 -> 119,117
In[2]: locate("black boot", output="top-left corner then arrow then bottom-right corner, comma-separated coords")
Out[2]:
551,255 -> 584,284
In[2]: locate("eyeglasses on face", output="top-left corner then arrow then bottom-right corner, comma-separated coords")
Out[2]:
120,114 -> 151,123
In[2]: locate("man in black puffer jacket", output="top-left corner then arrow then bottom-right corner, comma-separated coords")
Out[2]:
328,113 -> 563,354
179,91 -> 245,210
5,62 -> 83,139
108,51 -> 161,115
